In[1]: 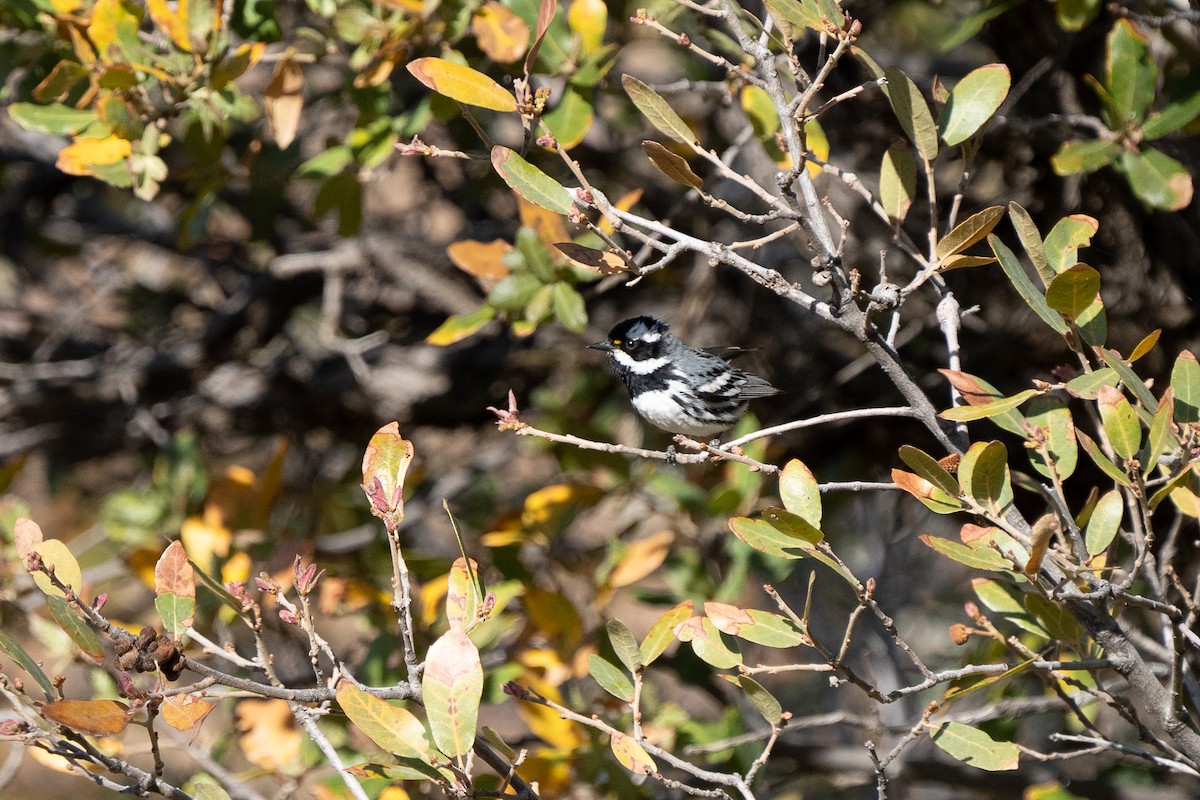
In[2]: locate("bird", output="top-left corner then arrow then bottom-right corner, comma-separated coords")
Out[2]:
588,316 -> 779,438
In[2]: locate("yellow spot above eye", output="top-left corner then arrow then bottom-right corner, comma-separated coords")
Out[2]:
612,339 -> 622,345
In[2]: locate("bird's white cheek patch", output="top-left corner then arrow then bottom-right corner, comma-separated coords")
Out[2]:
611,352 -> 670,375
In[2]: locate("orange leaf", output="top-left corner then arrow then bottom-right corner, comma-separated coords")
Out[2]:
446,239 -> 513,282
236,699 -> 301,770
14,517 -> 43,561
606,530 -> 673,587
162,693 -> 215,732
518,196 -> 571,246
155,541 -> 196,600
43,699 -> 131,736
264,58 -> 304,149
471,1 -> 530,64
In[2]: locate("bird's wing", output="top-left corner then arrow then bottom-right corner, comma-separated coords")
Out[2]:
736,371 -> 781,398
704,346 -> 756,362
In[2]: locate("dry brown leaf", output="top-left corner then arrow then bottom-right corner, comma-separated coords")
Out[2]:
264,58 -> 304,149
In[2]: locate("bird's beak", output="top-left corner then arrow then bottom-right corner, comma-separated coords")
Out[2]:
588,341 -> 614,352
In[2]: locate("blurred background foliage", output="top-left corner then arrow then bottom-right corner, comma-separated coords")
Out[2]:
1,0 -> 1199,797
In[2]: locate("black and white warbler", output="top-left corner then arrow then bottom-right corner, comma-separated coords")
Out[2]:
588,316 -> 779,438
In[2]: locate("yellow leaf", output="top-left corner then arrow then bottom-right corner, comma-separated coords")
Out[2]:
420,574 -> 450,626
803,118 -> 829,176
264,57 -> 304,149
471,1 -> 530,64
379,788 -> 410,800
610,732 -> 656,775
607,530 -> 674,588
87,0 -> 137,61
598,188 -> 642,235
516,673 -> 584,749
51,0 -> 83,12
406,57 -> 517,113
145,0 -> 192,51
520,747 -> 574,797
568,0 -> 607,54
56,135 -> 131,176
221,551 -> 252,584
521,483 -> 601,526
236,699 -> 301,770
180,515 -> 232,575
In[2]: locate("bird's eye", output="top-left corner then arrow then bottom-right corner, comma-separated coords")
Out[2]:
624,340 -> 638,351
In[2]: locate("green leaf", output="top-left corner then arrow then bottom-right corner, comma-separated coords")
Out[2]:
991,235 -> 1070,334
1065,368 -> 1119,400
937,206 -> 1004,259
919,535 -> 1011,572
606,618 -> 642,672
543,84 -> 593,150
1056,0 -> 1100,31
959,440 -> 1011,512
973,578 -> 1049,638
1050,139 -> 1120,175
898,445 -> 961,497
884,67 -> 939,162
1098,385 -> 1140,461
1141,389 -> 1175,477
9,103 -> 99,136
938,64 -> 1010,146
1118,148 -> 1194,211
1105,19 -> 1156,126
551,282 -> 587,333
155,593 -> 196,637
313,172 -> 362,237
640,601 -> 692,665
47,595 -> 105,664
406,57 -> 517,112
337,682 -> 430,759
740,610 -> 807,647
1099,348 -> 1157,412
1075,292 -> 1107,347
1076,430 -> 1131,487
491,146 -> 575,215
622,74 -> 697,145
1025,396 -> 1078,481
729,516 -> 805,560
1084,489 -> 1122,556
1007,202 -> 1052,286
930,722 -> 1020,771
734,675 -> 782,724
760,507 -> 824,544
423,628 -> 483,758
1045,264 -> 1100,320
1043,215 -> 1098,274
587,653 -> 634,702
426,307 -> 496,346
0,630 -> 55,698
879,143 -> 916,224
1142,90 -> 1200,139
1025,594 -> 1083,641
679,616 -> 742,669
1171,350 -> 1200,424
779,459 -> 821,528
940,389 -> 1039,421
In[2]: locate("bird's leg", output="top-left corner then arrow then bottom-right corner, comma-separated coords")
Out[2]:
665,443 -> 679,464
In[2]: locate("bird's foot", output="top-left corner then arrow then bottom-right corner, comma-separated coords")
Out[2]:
665,444 -> 679,465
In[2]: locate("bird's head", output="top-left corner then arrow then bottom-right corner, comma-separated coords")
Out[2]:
588,317 -> 671,368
